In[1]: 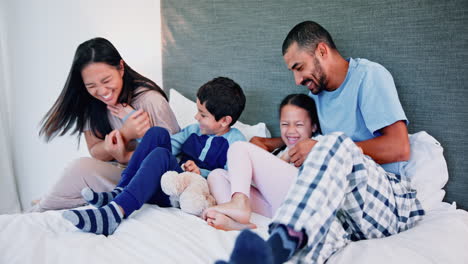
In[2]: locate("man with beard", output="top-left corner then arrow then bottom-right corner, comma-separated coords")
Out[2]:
217,21 -> 424,264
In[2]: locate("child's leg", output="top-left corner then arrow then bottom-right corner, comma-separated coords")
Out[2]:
81,186 -> 123,208
117,126 -> 171,187
229,142 -> 298,213
113,147 -> 183,217
207,169 -> 232,204
80,127 -> 172,208
62,201 -> 123,236
208,169 -> 272,217
63,147 -> 182,236
205,141 -> 297,225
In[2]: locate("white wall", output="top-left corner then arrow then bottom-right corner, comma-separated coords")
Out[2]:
3,0 -> 163,211
0,0 -> 21,214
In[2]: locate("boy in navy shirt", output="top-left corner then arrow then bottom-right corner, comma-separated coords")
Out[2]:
63,77 -> 246,236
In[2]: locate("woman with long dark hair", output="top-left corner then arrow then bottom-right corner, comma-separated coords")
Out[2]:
31,37 -> 179,211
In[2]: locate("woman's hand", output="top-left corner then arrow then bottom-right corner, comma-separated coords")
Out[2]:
119,109 -> 151,142
104,130 -> 130,163
183,160 -> 201,175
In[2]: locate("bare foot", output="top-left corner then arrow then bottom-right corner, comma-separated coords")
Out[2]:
205,210 -> 257,231
202,192 -> 252,224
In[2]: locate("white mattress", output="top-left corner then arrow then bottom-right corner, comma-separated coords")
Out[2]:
1,202 -> 467,264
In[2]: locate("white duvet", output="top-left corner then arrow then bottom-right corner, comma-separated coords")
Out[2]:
1,202 -> 467,264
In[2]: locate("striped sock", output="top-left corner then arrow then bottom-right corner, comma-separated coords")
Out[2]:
62,201 -> 123,236
81,187 -> 123,208
267,224 -> 303,264
217,229 -> 273,264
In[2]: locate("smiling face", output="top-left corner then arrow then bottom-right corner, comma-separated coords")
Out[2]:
81,61 -> 124,106
280,104 -> 315,148
284,42 -> 329,95
195,99 -> 231,136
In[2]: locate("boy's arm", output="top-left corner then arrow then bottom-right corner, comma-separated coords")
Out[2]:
250,136 -> 285,152
171,124 -> 199,156
183,160 -> 201,175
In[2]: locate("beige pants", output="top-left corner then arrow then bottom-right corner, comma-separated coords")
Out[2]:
29,157 -> 124,212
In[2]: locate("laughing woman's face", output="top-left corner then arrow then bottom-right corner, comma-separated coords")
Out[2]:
82,62 -> 124,106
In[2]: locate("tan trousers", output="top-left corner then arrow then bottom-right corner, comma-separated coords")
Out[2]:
29,157 -> 124,212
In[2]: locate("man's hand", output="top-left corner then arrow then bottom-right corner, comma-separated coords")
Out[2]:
288,138 -> 317,167
183,160 -> 201,175
250,137 -> 285,152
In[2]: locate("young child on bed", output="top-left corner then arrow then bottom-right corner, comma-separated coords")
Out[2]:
203,94 -> 321,231
62,76 -> 246,236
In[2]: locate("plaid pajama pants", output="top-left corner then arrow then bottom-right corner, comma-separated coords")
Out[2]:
270,132 -> 424,264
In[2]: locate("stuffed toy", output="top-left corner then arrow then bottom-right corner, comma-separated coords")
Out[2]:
161,171 -> 216,216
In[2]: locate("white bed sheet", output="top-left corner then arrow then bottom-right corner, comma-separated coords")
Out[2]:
1,202 -> 467,264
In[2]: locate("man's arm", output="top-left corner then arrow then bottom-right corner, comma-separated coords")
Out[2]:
288,121 -> 409,168
249,136 -> 285,152
355,120 -> 410,164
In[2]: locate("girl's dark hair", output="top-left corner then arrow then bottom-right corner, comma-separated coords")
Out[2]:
39,37 -> 167,141
279,93 -> 321,135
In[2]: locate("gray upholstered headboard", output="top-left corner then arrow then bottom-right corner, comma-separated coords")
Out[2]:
161,0 -> 468,209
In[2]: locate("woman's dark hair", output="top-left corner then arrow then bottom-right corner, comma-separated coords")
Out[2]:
39,37 -> 167,141
279,93 -> 321,135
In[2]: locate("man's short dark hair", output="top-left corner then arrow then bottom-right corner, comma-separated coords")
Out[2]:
282,21 -> 337,55
197,77 -> 246,126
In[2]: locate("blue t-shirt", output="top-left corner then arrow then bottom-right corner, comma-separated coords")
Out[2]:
170,124 -> 246,177
309,58 -> 407,174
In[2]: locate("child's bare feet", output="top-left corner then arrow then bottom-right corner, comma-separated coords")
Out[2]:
202,192 -> 252,224
205,210 -> 257,231
107,103 -> 135,119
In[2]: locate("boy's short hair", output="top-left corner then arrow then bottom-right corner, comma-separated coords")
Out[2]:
196,77 -> 246,126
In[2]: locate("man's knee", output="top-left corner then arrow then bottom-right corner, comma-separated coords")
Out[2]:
313,132 -> 358,154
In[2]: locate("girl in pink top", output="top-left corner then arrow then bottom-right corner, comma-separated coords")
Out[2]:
203,94 -> 320,230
